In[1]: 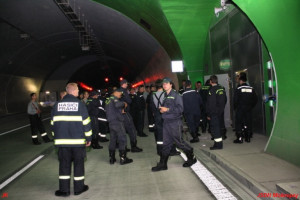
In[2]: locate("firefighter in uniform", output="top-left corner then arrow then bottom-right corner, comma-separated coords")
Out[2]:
51,83 -> 91,197
206,75 -> 227,150
146,85 -> 156,132
233,74 -> 257,143
135,85 -> 147,137
97,90 -> 109,142
27,93 -> 52,145
105,88 -> 133,165
182,80 -> 203,143
199,80 -> 211,133
86,90 -> 103,149
152,77 -> 197,172
119,79 -> 143,152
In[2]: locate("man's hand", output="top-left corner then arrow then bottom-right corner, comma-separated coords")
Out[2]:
159,107 -> 169,113
86,141 -> 91,147
124,102 -> 128,108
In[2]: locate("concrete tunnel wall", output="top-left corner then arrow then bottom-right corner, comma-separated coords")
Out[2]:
233,0 -> 300,166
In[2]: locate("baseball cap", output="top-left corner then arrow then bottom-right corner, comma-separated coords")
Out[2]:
90,90 -> 100,96
120,79 -> 128,85
162,77 -> 172,83
114,88 -> 123,93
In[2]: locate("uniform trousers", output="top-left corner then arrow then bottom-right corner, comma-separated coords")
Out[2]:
161,119 -> 192,157
153,110 -> 163,154
108,122 -> 127,151
184,113 -> 201,134
210,115 -> 222,141
235,107 -> 252,133
28,114 -> 46,138
122,112 -> 137,146
58,147 -> 85,193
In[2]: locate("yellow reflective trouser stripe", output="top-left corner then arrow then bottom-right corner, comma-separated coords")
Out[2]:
82,117 -> 91,125
53,116 -> 82,122
59,176 -> 70,179
85,130 -> 92,137
74,176 -> 85,181
55,139 -> 86,145
51,120 -> 54,125
215,138 -> 223,142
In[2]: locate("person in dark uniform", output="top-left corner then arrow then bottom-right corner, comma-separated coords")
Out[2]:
129,87 -> 138,128
86,90 -> 103,149
233,74 -> 257,143
206,75 -> 227,150
152,77 -> 197,172
105,88 -> 133,165
178,80 -> 186,94
27,93 -> 52,145
135,85 -> 147,137
199,80 -> 211,133
97,90 -> 109,143
119,79 -> 143,152
182,80 -> 203,143
51,83 -> 91,197
146,85 -> 156,132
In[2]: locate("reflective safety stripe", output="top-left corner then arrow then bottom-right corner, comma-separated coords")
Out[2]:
41,132 -> 47,137
98,118 -> 107,122
182,90 -> 195,95
82,117 -> 91,125
157,141 -> 163,145
59,176 -> 71,179
53,116 -> 82,122
52,132 -> 54,136
55,139 -> 86,145
32,135 -> 38,138
214,138 -> 223,142
167,96 -> 175,99
241,88 -> 252,93
85,130 -> 92,137
98,107 -> 105,111
50,120 -> 54,125
237,85 -> 253,90
98,133 -> 106,137
148,125 -> 154,128
74,176 -> 84,181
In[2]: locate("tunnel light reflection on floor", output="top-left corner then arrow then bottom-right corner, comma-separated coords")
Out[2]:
180,152 -> 237,200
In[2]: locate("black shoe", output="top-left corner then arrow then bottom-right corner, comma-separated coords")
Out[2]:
197,133 -> 201,136
131,146 -> 143,153
233,138 -> 243,144
190,137 -> 199,143
33,140 -> 41,145
109,150 -> 116,164
125,146 -> 131,152
152,155 -> 168,172
74,185 -> 89,195
55,190 -> 70,197
91,142 -> 103,149
120,150 -> 133,165
183,150 -> 197,167
138,133 -> 148,137
210,141 -> 223,150
99,137 -> 109,142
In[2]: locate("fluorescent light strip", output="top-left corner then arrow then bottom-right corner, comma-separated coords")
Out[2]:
0,155 -> 44,190
180,153 -> 237,200
0,117 -> 51,136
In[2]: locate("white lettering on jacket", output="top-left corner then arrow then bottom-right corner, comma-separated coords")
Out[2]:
58,102 -> 79,111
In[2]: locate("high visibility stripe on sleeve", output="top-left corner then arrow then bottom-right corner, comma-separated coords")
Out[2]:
74,176 -> 84,181
59,176 -> 71,179
41,132 -> 47,137
82,117 -> 91,125
32,135 -> 38,138
54,139 -> 86,145
214,138 -> 223,142
53,116 -> 82,122
157,141 -> 163,145
98,118 -> 107,122
85,130 -> 92,137
51,120 -> 54,125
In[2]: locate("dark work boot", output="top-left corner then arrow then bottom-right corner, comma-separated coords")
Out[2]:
91,139 -> 103,149
244,131 -> 250,143
42,133 -> 52,143
183,149 -> 197,167
125,146 -> 131,152
119,150 -> 133,165
55,190 -> 70,197
233,132 -> 243,144
32,138 -> 41,145
151,155 -> 169,172
131,141 -> 143,153
190,133 -> 199,143
109,150 -> 116,164
210,141 -> 223,150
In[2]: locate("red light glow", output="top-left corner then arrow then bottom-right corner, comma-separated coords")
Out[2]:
120,77 -> 123,81
105,78 -> 109,82
78,82 -> 93,91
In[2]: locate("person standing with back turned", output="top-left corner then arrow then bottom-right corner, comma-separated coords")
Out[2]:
51,83 -> 92,197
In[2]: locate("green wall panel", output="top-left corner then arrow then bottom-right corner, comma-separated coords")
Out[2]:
234,0 -> 300,166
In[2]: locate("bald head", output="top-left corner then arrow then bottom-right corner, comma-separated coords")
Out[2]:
66,83 -> 79,97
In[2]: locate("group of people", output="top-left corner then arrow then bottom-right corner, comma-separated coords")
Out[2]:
27,72 -> 257,197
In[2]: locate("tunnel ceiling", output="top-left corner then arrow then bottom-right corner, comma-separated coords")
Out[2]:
0,0 -> 170,88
